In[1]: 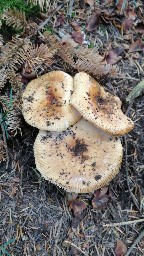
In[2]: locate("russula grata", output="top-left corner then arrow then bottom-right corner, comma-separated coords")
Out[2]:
70,72 -> 134,136
34,119 -> 123,193
22,71 -> 81,131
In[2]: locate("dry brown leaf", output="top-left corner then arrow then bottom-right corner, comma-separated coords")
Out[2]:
85,0 -> 94,7
116,0 -> 128,12
105,47 -> 124,64
70,21 -> 81,31
54,14 -> 65,27
71,31 -> 85,44
125,6 -> 136,20
122,18 -> 133,33
101,9 -> 115,24
92,186 -> 111,209
9,186 -> 18,197
92,194 -> 109,209
86,11 -> 101,31
129,39 -> 144,52
67,193 -> 78,206
115,240 -> 127,256
61,34 -> 79,47
69,200 -> 87,216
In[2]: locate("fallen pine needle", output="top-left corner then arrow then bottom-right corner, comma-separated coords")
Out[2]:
103,218 -> 144,227
125,229 -> 144,256
63,240 -> 88,256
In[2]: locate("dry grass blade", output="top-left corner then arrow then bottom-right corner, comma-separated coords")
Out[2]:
126,80 -> 144,102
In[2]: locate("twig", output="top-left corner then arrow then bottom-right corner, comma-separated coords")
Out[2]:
125,229 -> 144,256
103,218 -> 144,227
0,114 -> 9,169
63,240 -> 88,256
124,135 -> 140,211
112,76 -> 140,81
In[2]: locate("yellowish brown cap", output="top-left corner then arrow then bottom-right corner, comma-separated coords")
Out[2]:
71,72 -> 134,136
22,71 -> 81,131
34,119 -> 123,193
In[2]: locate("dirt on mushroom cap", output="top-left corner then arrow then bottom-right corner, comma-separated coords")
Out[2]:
22,71 -> 81,131
34,119 -> 123,193
70,72 -> 134,136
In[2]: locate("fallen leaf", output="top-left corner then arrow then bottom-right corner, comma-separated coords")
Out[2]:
116,0 -> 128,12
122,18 -> 133,33
85,0 -> 94,7
125,6 -> 136,20
115,240 -> 127,256
101,9 -> 115,24
54,14 -> 65,27
9,186 -> 18,197
67,193 -> 78,206
69,200 -> 87,216
70,21 -> 81,31
129,39 -> 144,52
92,194 -> 109,209
105,47 -> 124,64
71,31 -> 85,44
94,186 -> 108,198
99,186 -> 109,197
86,11 -> 101,31
126,80 -> 144,102
61,34 -> 78,47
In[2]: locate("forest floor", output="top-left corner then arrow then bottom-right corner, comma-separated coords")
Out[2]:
0,0 -> 144,255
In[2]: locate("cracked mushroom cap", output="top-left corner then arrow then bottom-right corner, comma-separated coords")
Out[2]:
22,71 -> 81,131
34,119 -> 123,193
70,72 -> 134,136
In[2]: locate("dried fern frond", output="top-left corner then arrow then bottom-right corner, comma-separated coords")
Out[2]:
0,34 -> 3,47
0,37 -> 30,70
8,71 -> 23,92
0,95 -> 21,135
2,9 -> 27,30
45,34 -> 117,77
0,67 -> 7,89
24,43 -> 55,70
0,137 -> 6,163
0,37 -> 30,90
0,36 -> 55,90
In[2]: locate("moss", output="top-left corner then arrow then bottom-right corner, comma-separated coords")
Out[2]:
0,0 -> 40,18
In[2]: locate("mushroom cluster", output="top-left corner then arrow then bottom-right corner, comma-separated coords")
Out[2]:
22,71 -> 134,193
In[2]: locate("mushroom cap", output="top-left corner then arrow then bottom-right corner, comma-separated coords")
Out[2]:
34,119 -> 123,193
22,71 -> 81,131
70,72 -> 134,135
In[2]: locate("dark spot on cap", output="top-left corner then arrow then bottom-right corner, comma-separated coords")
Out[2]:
94,175 -> 102,181
91,162 -> 96,167
46,121 -> 51,126
70,139 -> 88,157
24,95 -> 34,102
